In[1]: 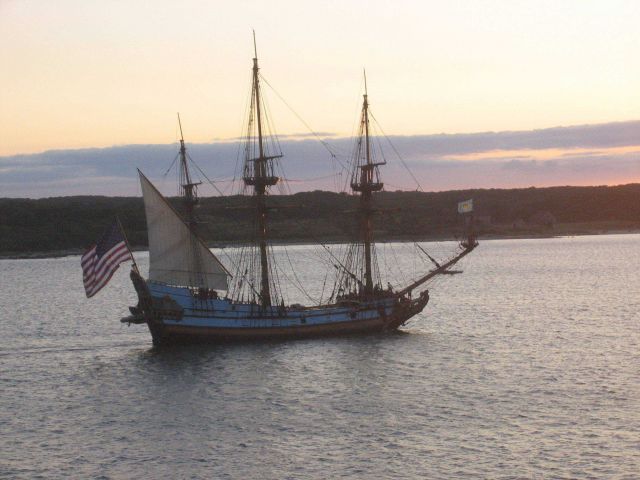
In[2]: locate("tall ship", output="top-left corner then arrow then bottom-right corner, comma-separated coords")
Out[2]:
124,40 -> 477,345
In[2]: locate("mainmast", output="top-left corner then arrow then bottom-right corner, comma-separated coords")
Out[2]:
350,71 -> 384,295
243,33 -> 279,307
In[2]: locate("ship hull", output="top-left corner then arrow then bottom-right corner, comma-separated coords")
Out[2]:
148,317 -> 392,345
128,274 -> 429,345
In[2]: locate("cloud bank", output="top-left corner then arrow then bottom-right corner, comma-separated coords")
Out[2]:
1,121 -> 639,198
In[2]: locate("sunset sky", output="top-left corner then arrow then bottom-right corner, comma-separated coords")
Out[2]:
1,0 -> 639,195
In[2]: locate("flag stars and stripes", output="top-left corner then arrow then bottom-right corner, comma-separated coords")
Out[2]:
81,221 -> 133,298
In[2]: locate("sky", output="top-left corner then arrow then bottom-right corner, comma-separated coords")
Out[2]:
1,0 -> 639,196
2,121 -> 639,198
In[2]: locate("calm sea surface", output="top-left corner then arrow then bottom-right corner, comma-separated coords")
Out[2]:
1,235 -> 639,479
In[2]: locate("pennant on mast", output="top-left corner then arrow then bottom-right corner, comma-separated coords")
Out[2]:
458,199 -> 473,214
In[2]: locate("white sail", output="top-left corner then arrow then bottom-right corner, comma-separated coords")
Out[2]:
138,170 -> 229,290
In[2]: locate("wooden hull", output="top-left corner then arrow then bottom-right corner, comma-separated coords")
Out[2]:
148,316 -> 391,345
145,301 -> 426,346
128,271 -> 429,346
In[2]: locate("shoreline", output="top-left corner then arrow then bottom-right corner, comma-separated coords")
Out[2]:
2,228 -> 638,261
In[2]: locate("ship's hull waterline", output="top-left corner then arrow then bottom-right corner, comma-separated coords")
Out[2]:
148,317 -> 405,345
126,272 -> 430,345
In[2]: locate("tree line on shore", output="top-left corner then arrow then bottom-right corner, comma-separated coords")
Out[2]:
1,183 -> 639,256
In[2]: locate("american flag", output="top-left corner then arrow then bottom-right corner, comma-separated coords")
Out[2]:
81,221 -> 133,298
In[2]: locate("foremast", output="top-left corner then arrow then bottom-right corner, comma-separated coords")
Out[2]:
242,34 -> 279,308
339,72 -> 476,302
350,72 -> 384,296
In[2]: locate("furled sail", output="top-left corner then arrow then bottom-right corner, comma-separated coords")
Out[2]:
138,170 -> 229,290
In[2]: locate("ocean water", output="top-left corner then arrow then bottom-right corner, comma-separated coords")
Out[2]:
1,235 -> 639,479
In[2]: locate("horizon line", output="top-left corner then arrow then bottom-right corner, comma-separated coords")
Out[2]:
2,181 -> 640,201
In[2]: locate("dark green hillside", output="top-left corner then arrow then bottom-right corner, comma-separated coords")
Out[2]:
1,184 -> 639,257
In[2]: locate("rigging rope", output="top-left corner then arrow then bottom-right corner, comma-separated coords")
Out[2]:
162,153 -> 180,178
186,153 -> 225,197
258,73 -> 350,172
281,245 -> 319,304
370,111 -> 424,192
